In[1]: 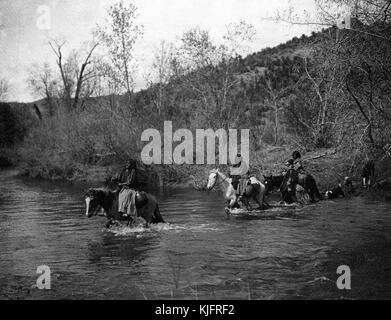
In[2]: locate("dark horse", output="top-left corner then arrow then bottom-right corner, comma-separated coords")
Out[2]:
85,188 -> 165,228
325,184 -> 345,199
263,175 -> 284,195
281,169 -> 323,203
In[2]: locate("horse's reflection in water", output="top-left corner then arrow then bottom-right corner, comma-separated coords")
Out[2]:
87,233 -> 160,265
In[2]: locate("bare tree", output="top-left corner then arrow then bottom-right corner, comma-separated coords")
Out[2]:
48,39 -> 99,111
48,40 -> 73,110
272,0 -> 391,147
145,40 -> 175,117
173,21 -> 255,127
72,42 -> 99,110
27,63 -> 59,116
263,78 -> 290,145
96,0 -> 143,108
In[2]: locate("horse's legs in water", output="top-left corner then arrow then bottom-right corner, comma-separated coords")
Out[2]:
106,219 -> 113,228
252,193 -> 262,210
262,195 -> 270,208
126,216 -> 135,227
240,196 -> 252,211
308,188 -> 316,203
228,198 -> 239,209
308,181 -> 322,202
106,219 -> 118,228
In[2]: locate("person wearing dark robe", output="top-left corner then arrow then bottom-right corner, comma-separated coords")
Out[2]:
113,160 -> 138,218
280,151 -> 304,201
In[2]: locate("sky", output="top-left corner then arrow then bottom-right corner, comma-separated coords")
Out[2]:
0,0 -> 318,102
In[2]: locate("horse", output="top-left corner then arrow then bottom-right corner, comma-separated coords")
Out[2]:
263,174 -> 312,203
206,169 -> 268,210
281,169 -> 323,203
84,188 -> 165,228
325,184 -> 345,199
263,174 -> 284,195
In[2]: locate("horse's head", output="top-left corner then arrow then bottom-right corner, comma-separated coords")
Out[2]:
206,169 -> 219,190
84,189 -> 102,218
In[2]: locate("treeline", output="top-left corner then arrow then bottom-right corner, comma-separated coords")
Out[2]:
0,102 -> 37,167
2,0 -> 391,183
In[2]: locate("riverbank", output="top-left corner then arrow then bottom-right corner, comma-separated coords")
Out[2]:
4,144 -> 391,196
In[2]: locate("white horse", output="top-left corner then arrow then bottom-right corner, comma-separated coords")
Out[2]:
206,169 -> 268,210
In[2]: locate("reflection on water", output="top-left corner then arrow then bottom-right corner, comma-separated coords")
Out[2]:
1,169 -> 391,299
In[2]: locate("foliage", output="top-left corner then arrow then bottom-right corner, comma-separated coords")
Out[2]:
0,103 -> 18,147
96,0 -> 143,97
10,0 -> 391,183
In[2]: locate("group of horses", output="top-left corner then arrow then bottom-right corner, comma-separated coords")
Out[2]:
84,168 -> 329,228
206,169 -> 324,211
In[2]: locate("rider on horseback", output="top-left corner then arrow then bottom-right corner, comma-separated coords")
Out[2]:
229,153 -> 249,203
112,159 -> 138,219
288,151 -> 305,173
280,151 -> 304,201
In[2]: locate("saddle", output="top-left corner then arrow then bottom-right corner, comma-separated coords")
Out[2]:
232,178 -> 260,196
230,178 -> 248,195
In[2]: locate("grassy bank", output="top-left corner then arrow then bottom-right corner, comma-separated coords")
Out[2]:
13,142 -> 391,200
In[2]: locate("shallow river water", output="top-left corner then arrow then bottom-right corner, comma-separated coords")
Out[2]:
1,170 -> 391,300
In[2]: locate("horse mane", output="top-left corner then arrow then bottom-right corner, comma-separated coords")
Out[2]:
90,187 -> 115,195
215,170 -> 232,183
87,188 -> 119,218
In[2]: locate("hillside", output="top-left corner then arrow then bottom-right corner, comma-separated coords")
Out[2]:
13,29 -> 325,121
2,23 -> 391,199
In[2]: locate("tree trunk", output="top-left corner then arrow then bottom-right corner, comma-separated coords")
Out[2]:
346,81 -> 374,143
274,103 -> 279,145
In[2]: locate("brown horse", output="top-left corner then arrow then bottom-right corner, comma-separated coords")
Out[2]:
263,174 -> 284,195
84,188 -> 165,228
281,169 -> 323,203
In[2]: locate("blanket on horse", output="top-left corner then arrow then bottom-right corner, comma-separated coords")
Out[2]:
236,178 -> 249,195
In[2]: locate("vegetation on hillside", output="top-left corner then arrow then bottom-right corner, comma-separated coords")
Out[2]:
1,0 -> 391,192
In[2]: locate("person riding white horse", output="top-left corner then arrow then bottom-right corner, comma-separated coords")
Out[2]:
229,153 -> 249,203
207,168 -> 267,211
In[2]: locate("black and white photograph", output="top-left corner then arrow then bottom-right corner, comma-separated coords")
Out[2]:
1,0 -> 391,302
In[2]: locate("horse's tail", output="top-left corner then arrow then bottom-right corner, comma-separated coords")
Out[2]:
152,205 -> 165,224
310,177 -> 323,200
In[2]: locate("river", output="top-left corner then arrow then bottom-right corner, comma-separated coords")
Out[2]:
1,170 -> 391,300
